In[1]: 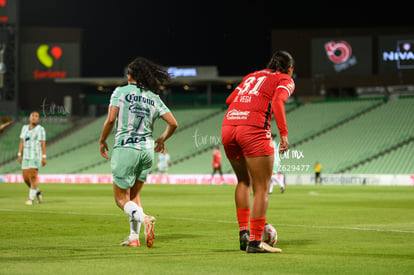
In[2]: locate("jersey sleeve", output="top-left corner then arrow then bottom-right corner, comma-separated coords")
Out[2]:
276,76 -> 295,98
156,96 -> 170,118
272,76 -> 295,136
19,125 -> 26,139
109,88 -> 120,107
39,126 -> 46,141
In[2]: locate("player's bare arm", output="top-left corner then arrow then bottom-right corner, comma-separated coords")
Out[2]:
154,112 -> 178,153
18,138 -> 23,164
41,140 -> 47,166
99,106 -> 119,159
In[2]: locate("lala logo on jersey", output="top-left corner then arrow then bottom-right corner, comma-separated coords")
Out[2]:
324,41 -> 357,72
34,44 -> 66,79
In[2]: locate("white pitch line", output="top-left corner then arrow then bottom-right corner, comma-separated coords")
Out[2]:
1,208 -> 413,234
0,208 -> 122,217
276,223 -> 414,234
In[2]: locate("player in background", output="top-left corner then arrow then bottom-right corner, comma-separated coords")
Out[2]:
209,144 -> 225,184
269,137 -> 286,194
18,111 -> 46,205
314,161 -> 322,184
157,148 -> 170,184
99,57 -> 178,248
222,51 -> 295,253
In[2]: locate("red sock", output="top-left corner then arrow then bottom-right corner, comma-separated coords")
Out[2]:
236,208 -> 250,232
249,217 -> 266,242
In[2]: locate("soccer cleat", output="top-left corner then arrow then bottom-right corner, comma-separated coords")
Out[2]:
239,230 -> 250,251
25,199 -> 33,205
120,234 -> 140,247
144,215 -> 156,247
246,241 -> 282,253
36,191 -> 43,204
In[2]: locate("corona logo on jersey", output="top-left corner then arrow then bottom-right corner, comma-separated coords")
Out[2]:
324,41 -> 357,72
33,44 -> 67,79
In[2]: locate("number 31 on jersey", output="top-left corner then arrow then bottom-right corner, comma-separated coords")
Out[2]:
234,76 -> 266,103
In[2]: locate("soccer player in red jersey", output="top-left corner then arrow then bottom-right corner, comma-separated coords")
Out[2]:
221,51 -> 295,253
209,144 -> 225,184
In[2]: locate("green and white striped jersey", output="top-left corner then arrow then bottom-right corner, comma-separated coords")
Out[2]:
110,84 -> 170,150
20,124 -> 46,160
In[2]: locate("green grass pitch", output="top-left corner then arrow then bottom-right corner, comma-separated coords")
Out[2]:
0,183 -> 413,274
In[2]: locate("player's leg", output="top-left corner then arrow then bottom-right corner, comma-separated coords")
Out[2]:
246,155 -> 272,217
29,167 -> 43,203
129,179 -> 143,242
222,125 -> 251,250
133,149 -> 156,247
22,169 -> 33,205
228,157 -> 250,251
129,179 -> 155,247
271,174 -> 285,194
245,154 -> 281,253
165,170 -> 170,184
111,147 -> 146,247
218,165 -> 225,183
118,179 -> 144,247
114,185 -> 139,247
209,168 -> 217,184
22,169 -> 31,188
113,183 -> 145,221
269,175 -> 274,194
277,176 -> 286,193
25,168 -> 40,205
270,151 -> 281,194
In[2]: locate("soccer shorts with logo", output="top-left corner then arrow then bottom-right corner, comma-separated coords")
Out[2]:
22,158 -> 41,169
221,125 -> 274,159
111,147 -> 154,189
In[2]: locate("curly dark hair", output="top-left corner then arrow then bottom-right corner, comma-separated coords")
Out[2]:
266,51 -> 295,74
127,57 -> 171,94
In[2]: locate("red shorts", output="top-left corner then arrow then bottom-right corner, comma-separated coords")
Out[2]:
221,125 -> 274,159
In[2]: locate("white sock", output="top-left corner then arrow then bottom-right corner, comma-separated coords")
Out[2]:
269,177 -> 275,193
123,201 -> 145,223
277,178 -> 285,189
130,218 -> 141,236
29,188 -> 37,200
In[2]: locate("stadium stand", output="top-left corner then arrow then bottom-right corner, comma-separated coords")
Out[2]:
0,97 -> 412,175
279,96 -> 414,174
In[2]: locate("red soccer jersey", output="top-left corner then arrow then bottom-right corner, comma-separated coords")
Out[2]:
222,69 -> 294,136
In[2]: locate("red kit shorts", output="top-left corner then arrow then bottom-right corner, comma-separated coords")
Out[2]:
221,125 -> 274,159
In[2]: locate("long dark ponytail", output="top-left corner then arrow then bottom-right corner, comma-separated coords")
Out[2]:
127,57 -> 171,94
266,51 -> 295,74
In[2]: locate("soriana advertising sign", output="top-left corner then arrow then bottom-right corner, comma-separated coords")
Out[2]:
311,36 -> 372,76
20,43 -> 80,81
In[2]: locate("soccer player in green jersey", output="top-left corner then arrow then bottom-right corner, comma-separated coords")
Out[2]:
18,111 -> 46,205
99,57 -> 178,248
